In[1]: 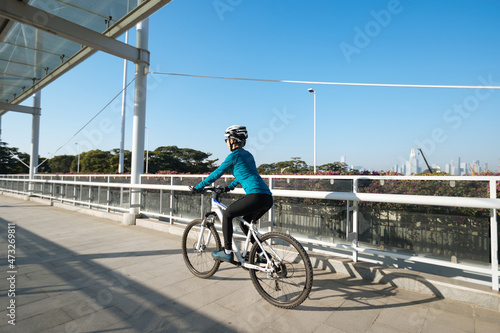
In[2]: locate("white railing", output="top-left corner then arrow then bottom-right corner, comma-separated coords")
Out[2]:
0,173 -> 498,291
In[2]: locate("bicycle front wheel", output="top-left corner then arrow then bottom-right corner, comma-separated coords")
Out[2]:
181,219 -> 222,278
249,232 -> 313,308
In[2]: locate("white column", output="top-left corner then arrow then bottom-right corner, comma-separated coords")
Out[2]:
29,91 -> 41,180
129,17 -> 149,217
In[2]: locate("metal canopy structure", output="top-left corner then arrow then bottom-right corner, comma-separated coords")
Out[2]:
0,0 -> 171,113
0,0 -> 173,222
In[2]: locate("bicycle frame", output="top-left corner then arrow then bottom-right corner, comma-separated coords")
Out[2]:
197,189 -> 277,273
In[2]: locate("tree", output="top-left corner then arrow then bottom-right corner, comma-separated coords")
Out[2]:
147,146 -> 218,174
0,142 -> 54,174
275,157 -> 309,174
109,149 -> 131,173
49,155 -> 75,173
0,142 -> 20,174
14,152 -> 31,173
72,150 -> 114,173
318,162 -> 349,173
257,163 -> 277,174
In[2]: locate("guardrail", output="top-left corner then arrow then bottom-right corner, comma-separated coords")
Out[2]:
0,173 -> 498,291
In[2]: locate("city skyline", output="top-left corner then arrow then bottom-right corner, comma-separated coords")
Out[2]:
390,148 -> 498,175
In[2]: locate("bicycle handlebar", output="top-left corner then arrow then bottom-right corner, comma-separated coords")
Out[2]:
204,186 -> 226,194
189,186 -> 227,201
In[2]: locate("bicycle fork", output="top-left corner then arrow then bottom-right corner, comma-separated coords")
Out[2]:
195,213 -> 216,252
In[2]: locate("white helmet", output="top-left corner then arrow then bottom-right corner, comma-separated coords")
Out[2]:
224,125 -> 248,144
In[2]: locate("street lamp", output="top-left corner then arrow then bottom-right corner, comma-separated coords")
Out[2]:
75,143 -> 80,173
308,88 -> 317,173
145,127 -> 149,174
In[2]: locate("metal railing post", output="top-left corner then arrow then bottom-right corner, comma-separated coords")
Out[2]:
352,178 -> 359,262
50,175 -> 54,201
72,175 -> 77,205
346,200 -> 350,240
88,177 -> 92,208
97,185 -> 101,208
120,187 -> 124,208
269,177 -> 274,232
170,176 -> 174,224
159,188 -> 163,217
490,179 -> 499,291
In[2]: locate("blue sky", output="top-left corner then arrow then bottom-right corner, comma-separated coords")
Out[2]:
3,0 -> 500,171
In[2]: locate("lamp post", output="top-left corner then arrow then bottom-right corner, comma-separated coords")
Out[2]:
308,88 -> 317,173
145,127 -> 149,174
75,143 -> 80,173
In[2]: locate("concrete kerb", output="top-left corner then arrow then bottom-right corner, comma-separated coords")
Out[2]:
2,191 -> 499,311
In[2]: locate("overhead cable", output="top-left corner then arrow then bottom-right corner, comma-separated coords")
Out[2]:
149,72 -> 500,90
36,78 -> 136,169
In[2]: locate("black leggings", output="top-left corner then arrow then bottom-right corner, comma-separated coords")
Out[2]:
222,193 -> 273,250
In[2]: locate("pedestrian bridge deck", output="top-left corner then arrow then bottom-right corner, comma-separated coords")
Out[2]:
1,194 -> 499,333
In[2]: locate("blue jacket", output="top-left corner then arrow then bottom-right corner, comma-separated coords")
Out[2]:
195,148 -> 272,195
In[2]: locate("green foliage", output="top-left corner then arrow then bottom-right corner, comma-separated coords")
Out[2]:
0,143 -> 219,175
318,162 -> 349,173
257,163 -> 277,174
109,148 -> 131,173
0,142 -> 29,173
48,155 -> 75,173
259,158 -> 354,175
147,146 -> 218,174
269,157 -> 309,174
73,150 -> 114,173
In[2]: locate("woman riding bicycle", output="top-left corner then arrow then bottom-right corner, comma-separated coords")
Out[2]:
192,125 -> 273,262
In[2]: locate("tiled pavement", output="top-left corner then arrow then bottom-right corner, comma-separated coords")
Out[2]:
1,194 -> 499,333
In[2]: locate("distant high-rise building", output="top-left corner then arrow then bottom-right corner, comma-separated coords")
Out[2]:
340,155 -> 346,164
409,148 -> 419,175
445,163 -> 451,174
450,157 -> 462,175
460,162 -> 468,175
470,160 -> 480,175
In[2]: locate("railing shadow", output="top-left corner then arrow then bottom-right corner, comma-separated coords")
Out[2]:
302,255 -> 443,312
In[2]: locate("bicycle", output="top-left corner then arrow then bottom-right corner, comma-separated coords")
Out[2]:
181,186 -> 313,309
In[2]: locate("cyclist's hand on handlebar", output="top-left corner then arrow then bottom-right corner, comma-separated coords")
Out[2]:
214,186 -> 231,194
189,186 -> 204,194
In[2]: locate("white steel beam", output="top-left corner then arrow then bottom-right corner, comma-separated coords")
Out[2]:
0,102 -> 41,115
0,0 -> 148,64
2,0 -> 173,115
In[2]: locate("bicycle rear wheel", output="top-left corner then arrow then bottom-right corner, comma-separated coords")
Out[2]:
182,219 -> 222,278
249,232 -> 313,308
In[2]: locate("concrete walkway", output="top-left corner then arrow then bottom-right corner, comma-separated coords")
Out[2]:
0,194 -> 499,333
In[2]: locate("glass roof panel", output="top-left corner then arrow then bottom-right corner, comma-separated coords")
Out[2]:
0,0 -> 139,104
